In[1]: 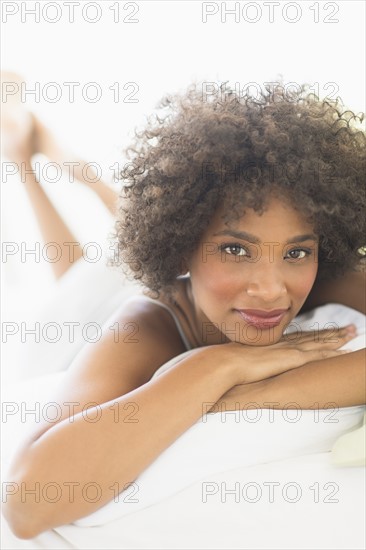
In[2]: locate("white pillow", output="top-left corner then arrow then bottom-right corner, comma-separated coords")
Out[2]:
75,304 -> 365,527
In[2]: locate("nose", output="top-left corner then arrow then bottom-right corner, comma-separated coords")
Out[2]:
245,267 -> 287,302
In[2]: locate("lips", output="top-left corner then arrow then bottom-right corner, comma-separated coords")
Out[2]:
235,308 -> 289,329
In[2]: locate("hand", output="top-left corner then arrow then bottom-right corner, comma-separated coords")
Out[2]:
278,323 -> 357,346
219,324 -> 357,385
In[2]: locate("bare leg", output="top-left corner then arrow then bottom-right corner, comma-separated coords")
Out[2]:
1,72 -> 119,279
33,116 -> 119,216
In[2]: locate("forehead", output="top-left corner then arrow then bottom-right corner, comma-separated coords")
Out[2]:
205,196 -> 316,237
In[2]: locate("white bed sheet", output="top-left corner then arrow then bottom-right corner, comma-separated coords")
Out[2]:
3,451 -> 365,550
2,303 -> 365,549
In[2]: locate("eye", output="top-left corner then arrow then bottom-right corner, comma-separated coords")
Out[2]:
285,248 -> 311,260
221,243 -> 248,257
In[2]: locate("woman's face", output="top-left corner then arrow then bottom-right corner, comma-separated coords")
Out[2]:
187,196 -> 319,346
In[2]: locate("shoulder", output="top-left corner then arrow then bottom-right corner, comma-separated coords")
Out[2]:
102,293 -> 188,378
64,291 -> 189,394
25,293 -> 188,442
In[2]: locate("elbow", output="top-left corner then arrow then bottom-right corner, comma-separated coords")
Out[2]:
2,502 -> 44,540
2,478 -> 47,540
5,520 -> 43,541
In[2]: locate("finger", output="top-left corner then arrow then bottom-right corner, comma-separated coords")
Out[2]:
296,332 -> 357,351
315,325 -> 357,339
281,325 -> 357,345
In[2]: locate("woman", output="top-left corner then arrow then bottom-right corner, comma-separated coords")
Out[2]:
3,82 -> 365,538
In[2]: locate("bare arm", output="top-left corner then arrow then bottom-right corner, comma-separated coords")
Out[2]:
3,299 -> 239,538
3,300 -> 351,538
215,348 -> 366,411
4,348 -> 237,538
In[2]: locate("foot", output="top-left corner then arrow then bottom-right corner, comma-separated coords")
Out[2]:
1,72 -> 36,164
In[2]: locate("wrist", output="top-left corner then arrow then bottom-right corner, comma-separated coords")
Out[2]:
201,344 -> 244,388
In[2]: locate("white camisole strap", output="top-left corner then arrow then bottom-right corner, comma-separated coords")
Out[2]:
133,295 -> 193,352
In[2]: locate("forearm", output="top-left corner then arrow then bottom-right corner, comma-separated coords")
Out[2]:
216,349 -> 366,411
22,160 -> 83,278
4,348 -> 237,537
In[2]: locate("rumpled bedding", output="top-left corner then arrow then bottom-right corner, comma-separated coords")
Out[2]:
2,303 -> 365,549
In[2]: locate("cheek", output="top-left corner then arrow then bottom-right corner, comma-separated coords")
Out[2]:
291,264 -> 318,300
192,257 -> 239,302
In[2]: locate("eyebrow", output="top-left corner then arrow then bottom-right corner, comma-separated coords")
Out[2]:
213,230 -> 318,245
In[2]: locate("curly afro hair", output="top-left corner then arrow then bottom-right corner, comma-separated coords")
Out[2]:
111,81 -> 366,296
